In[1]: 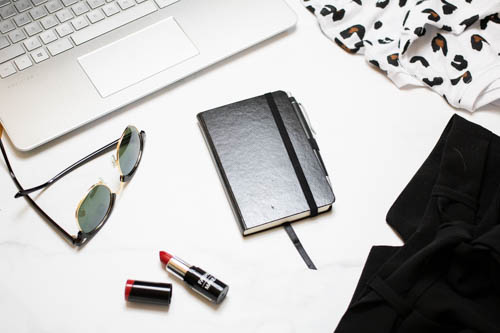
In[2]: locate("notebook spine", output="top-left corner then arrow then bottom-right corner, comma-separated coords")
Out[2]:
197,114 -> 247,234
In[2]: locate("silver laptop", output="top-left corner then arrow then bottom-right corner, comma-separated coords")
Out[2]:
0,0 -> 296,151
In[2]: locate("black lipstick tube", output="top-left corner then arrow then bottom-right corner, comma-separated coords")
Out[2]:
125,280 -> 172,306
165,255 -> 229,304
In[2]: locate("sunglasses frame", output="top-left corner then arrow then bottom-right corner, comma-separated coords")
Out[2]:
117,125 -> 144,183
74,126 -> 144,241
74,182 -> 117,243
0,126 -> 145,247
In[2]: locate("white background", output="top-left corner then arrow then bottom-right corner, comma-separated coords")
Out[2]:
1,1 -> 500,332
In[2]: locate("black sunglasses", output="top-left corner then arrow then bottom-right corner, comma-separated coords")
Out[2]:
0,125 -> 145,246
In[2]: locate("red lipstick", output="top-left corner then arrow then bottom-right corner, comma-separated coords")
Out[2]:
160,251 -> 173,265
159,251 -> 229,304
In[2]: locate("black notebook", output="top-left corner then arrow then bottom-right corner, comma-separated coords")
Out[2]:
198,91 -> 335,236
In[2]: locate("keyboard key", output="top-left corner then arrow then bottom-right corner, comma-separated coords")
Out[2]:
31,47 -> 49,63
0,0 -> 11,7
71,16 -> 88,30
24,36 -> 41,50
14,54 -> 33,70
55,22 -> 73,36
153,0 -> 177,9
0,62 -> 16,78
87,0 -> 104,9
46,37 -> 72,55
14,0 -> 32,12
0,5 -> 16,19
32,0 -> 48,5
39,29 -> 57,43
102,2 -> 118,16
0,36 -> 9,49
72,2 -> 156,45
0,20 -> 16,34
61,0 -> 77,6
117,0 -> 134,10
45,0 -> 63,13
86,8 -> 104,23
29,6 -> 48,20
40,15 -> 58,29
0,44 -> 25,64
14,12 -> 32,26
56,8 -> 73,21
25,21 -> 42,36
8,29 -> 26,43
71,1 -> 88,15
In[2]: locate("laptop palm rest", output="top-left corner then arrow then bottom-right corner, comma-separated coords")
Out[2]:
78,17 -> 199,98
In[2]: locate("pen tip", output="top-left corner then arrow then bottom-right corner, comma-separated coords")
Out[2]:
159,251 -> 173,265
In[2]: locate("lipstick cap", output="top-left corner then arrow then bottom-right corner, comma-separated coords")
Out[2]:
125,280 -> 172,306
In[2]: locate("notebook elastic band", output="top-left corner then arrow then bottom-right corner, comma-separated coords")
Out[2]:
265,93 -> 318,216
265,93 -> 318,270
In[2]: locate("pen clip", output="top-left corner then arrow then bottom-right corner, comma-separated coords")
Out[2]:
298,103 -> 317,136
289,96 -> 330,181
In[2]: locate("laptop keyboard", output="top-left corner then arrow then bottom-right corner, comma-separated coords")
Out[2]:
0,0 -> 178,79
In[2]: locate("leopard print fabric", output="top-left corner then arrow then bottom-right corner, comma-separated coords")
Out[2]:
303,0 -> 500,111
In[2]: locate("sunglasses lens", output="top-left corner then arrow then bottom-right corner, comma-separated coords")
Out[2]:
118,126 -> 141,177
77,185 -> 112,234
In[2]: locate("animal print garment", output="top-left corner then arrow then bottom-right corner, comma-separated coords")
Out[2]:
303,0 -> 500,111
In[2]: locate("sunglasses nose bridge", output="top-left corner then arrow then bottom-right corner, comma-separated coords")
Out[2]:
114,180 -> 125,195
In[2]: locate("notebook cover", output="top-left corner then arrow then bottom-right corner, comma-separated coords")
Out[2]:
197,91 -> 335,235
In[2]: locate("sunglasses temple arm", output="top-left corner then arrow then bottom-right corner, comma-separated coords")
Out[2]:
1,139 -> 77,244
27,194 -> 77,244
0,137 -> 25,193
14,139 -> 120,198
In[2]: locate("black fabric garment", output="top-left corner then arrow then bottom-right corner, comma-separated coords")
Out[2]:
335,115 -> 500,333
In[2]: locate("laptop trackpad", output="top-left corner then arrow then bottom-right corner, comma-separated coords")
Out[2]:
78,17 -> 199,98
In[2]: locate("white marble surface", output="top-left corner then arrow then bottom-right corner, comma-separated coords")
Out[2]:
1,1 -> 500,332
